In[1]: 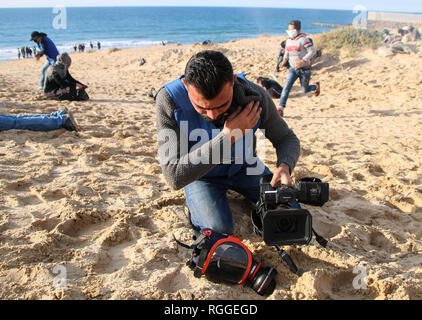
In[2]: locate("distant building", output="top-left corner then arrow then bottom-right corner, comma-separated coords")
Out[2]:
368,11 -> 422,24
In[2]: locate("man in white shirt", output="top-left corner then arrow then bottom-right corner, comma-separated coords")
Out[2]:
278,20 -> 321,116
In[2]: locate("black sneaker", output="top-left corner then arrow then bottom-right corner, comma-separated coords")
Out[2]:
62,107 -> 79,132
148,88 -> 158,100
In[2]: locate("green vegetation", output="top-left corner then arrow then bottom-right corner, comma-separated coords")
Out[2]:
314,26 -> 383,58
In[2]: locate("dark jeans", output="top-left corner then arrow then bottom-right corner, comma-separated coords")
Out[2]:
184,162 -> 272,235
279,67 -> 317,107
0,110 -> 66,131
184,162 -> 301,235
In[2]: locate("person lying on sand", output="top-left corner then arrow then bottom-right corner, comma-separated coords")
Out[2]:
156,50 -> 300,235
278,20 -> 320,117
0,107 -> 78,132
257,77 -> 283,100
44,53 -> 89,101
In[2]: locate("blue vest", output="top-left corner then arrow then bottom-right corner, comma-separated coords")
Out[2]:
164,74 -> 261,178
38,36 -> 59,64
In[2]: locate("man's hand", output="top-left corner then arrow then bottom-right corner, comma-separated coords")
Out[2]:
277,106 -> 284,117
271,163 -> 293,188
295,59 -> 306,69
222,99 -> 261,143
35,53 -> 41,61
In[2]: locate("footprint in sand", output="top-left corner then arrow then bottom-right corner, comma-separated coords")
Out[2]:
54,211 -> 112,238
17,195 -> 43,206
352,172 -> 366,182
0,213 -> 9,232
31,217 -> 62,232
89,130 -> 114,138
367,230 -> 400,253
329,188 -> 348,201
294,268 -> 378,299
95,219 -> 133,249
344,208 -> 372,224
365,163 -> 385,177
312,220 -> 342,239
156,266 -> 190,293
38,189 -> 67,202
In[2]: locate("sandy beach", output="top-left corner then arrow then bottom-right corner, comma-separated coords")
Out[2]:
0,33 -> 421,300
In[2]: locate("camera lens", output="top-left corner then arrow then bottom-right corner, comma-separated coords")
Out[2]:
248,264 -> 277,296
276,217 -> 297,233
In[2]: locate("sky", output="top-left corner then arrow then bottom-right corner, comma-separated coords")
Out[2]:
0,0 -> 421,13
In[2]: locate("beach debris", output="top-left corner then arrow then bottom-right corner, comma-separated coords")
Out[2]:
139,58 -> 146,66
107,47 -> 119,54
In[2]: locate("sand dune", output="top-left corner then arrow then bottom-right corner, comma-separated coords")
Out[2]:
0,34 -> 421,300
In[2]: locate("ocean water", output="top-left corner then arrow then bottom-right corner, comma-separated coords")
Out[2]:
0,7 -> 356,62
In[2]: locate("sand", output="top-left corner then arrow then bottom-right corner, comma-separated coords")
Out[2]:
0,34 -> 421,300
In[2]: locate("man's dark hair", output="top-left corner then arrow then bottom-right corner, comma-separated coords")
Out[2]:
184,50 -> 234,100
30,31 -> 41,41
289,20 -> 301,31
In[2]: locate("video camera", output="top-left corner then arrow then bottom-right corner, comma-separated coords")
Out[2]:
251,175 -> 329,273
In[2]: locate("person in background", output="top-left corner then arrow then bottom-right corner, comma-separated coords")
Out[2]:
257,77 -> 283,99
30,31 -> 59,90
276,38 -> 321,72
21,47 -> 26,59
278,20 -> 320,117
276,40 -> 290,72
26,47 -> 32,58
0,107 -> 78,132
410,25 -> 421,40
44,53 -> 89,101
17,48 -> 21,60
97,41 -> 101,50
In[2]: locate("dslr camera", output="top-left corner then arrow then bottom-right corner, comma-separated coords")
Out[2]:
252,175 -> 329,246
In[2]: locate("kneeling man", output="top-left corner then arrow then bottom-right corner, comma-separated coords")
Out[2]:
156,50 -> 300,235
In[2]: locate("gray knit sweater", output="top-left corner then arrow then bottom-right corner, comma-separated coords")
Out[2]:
155,77 -> 300,190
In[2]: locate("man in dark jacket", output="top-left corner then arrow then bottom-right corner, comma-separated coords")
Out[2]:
276,40 -> 290,72
257,77 -> 283,99
44,53 -> 89,101
30,31 -> 59,89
